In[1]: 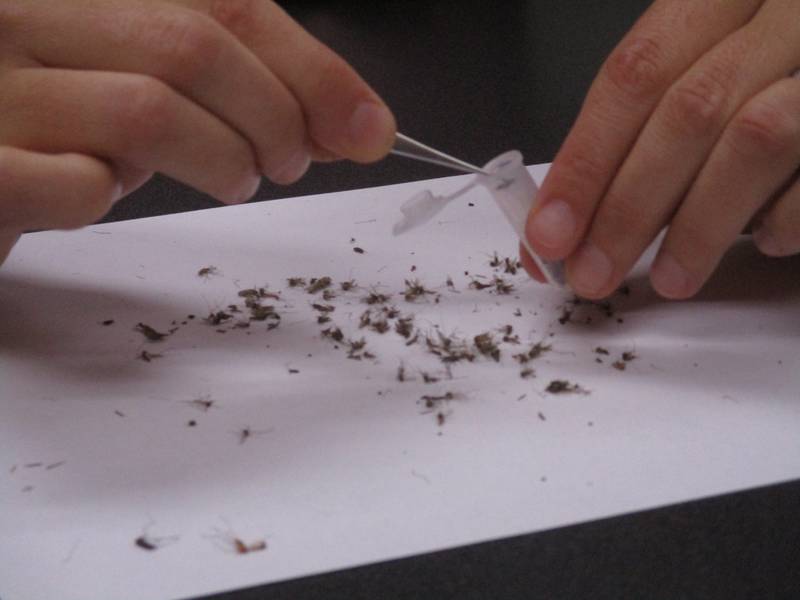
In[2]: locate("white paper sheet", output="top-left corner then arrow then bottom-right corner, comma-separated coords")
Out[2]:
2,164 -> 799,600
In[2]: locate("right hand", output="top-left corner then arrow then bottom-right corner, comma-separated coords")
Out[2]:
0,0 -> 396,265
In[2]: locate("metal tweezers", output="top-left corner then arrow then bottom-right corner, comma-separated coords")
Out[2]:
391,132 -> 490,176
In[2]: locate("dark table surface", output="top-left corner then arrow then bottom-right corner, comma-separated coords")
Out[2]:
103,2 -> 799,598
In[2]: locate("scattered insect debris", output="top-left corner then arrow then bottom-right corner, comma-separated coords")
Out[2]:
311,303 -> 335,314
503,257 -> 521,275
288,368 -> 300,374
306,277 -> 332,294
520,368 -> 535,379
513,308 -> 523,317
135,349 -> 162,362
403,279 -> 436,302
612,351 -> 638,371
492,276 -> 515,295
489,252 -> 502,268
235,427 -> 273,445
205,310 -> 233,326
114,410 -> 126,418
134,525 -> 179,552
474,332 -> 500,362
396,364 -> 409,382
187,420 -> 197,427
395,316 -> 415,339
353,247 -> 365,254
135,323 -> 169,342
287,277 -> 306,288
421,372 -> 441,384
420,391 -> 458,411
594,347 -> 610,356
321,327 -> 344,343
363,291 -> 391,305
499,324 -> 520,344
346,337 -> 375,361
185,395 -> 217,412
513,342 -> 552,364
101,319 -> 115,326
425,331 -> 475,364
207,526 -> 267,555
340,279 -> 357,292
239,287 -> 281,301
469,278 -> 492,291
537,412 -> 547,421
545,380 -> 590,395
197,266 -> 219,279
370,319 -> 390,334
322,289 -> 337,301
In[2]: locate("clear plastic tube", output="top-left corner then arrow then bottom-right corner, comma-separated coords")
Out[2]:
476,151 -> 566,287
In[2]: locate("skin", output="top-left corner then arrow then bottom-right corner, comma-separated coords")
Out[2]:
524,0 -> 800,299
0,0 -> 396,264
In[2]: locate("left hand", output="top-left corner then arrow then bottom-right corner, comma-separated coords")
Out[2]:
522,0 -> 800,299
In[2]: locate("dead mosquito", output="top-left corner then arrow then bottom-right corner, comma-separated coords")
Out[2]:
235,426 -> 273,445
395,316 -> 414,339
197,266 -> 219,279
205,310 -> 233,326
403,279 -> 436,302
306,277 -> 332,294
545,380 -> 590,395
287,277 -> 306,288
362,291 -> 391,305
185,395 -> 217,412
340,279 -> 357,291
135,323 -> 168,342
311,303 -> 335,313
474,332 -> 500,362
321,327 -> 344,342
137,350 -> 163,362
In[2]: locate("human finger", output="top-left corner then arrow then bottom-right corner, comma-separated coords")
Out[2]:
0,148 -> 120,235
651,76 -> 800,297
526,0 -> 762,261
175,0 -> 396,163
0,68 -> 261,204
568,2 -> 800,298
0,230 -> 21,266
518,242 -> 547,283
20,0 -> 308,185
754,175 -> 800,257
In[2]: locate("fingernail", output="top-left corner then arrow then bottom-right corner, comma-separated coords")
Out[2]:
349,101 -> 394,149
231,174 -> 262,204
569,241 -> 613,296
528,199 -> 576,250
753,226 -> 783,256
111,182 -> 125,204
650,252 -> 690,298
271,148 -> 311,185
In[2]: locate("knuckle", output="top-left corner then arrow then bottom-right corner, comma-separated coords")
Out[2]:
558,149 -> 607,188
209,0 -> 260,35
665,67 -> 732,136
603,35 -> 669,100
598,194 -> 650,241
113,76 -> 176,154
147,10 -> 225,82
730,99 -> 799,159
